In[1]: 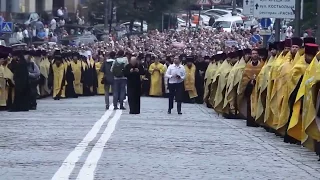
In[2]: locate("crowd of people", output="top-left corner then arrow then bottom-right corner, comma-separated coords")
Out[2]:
2,28 -> 320,159
204,36 -> 320,160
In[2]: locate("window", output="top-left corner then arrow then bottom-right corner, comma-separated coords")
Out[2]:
212,21 -> 231,28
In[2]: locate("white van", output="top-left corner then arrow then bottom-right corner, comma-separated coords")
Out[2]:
211,16 -> 244,32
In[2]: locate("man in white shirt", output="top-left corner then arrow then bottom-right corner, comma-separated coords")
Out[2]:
50,18 -> 56,31
165,55 -> 186,114
57,8 -> 64,17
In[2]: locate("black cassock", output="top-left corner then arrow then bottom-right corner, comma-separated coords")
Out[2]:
65,65 -> 78,98
195,61 -> 207,104
81,62 -> 98,96
124,63 -> 145,114
10,58 -> 30,111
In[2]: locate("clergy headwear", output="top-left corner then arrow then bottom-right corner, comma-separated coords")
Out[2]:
204,56 -> 210,60
237,50 -> 244,58
227,52 -> 237,59
220,53 -> 227,60
284,39 -> 292,47
304,43 -> 319,56
34,50 -> 42,57
303,37 -> 316,45
186,56 -> 194,63
276,41 -> 285,51
258,48 -> 268,59
291,37 -> 303,47
268,43 -> 277,51
179,54 -> 187,61
243,48 -> 251,55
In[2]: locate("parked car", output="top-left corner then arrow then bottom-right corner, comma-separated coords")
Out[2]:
60,35 -> 98,46
212,16 -> 244,32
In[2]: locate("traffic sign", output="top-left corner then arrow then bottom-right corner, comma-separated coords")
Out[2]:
197,0 -> 212,5
268,34 -> 275,43
211,0 -> 221,5
260,18 -> 272,28
243,0 -> 254,15
253,0 -> 295,19
1,22 -> 13,33
250,34 -> 261,44
259,29 -> 272,36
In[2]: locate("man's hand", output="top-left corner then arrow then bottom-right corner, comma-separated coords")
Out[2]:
134,68 -> 139,72
130,68 -> 134,72
176,75 -> 181,79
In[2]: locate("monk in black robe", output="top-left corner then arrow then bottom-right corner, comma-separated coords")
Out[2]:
9,52 -> 30,112
124,57 -> 145,114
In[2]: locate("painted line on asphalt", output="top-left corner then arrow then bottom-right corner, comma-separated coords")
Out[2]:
51,104 -> 114,180
76,110 -> 122,180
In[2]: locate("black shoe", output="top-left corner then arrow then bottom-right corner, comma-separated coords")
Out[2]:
106,105 -> 109,110
178,112 -> 182,115
120,106 -> 126,110
168,109 -> 171,114
114,107 -> 119,110
30,106 -> 37,110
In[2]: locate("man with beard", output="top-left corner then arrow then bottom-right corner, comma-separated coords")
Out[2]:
238,48 -> 264,126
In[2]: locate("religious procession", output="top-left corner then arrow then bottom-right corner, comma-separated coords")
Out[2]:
204,36 -> 320,160
0,29 -> 246,112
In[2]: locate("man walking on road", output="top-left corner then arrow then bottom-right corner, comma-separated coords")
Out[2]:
100,51 -> 115,110
165,55 -> 186,114
111,50 -> 128,110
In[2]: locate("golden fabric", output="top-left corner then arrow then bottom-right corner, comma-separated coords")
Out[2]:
203,62 -> 216,101
0,64 -> 13,106
52,64 -> 66,98
264,52 -> 289,128
95,62 -> 105,95
148,62 -> 165,96
277,53 -> 305,134
39,58 -> 51,96
214,61 -> 232,113
288,56 -> 318,142
303,57 -> 320,149
225,58 -> 246,110
70,60 -> 83,95
209,62 -> 226,107
184,64 -> 198,98
238,60 -> 264,118
252,56 -> 275,123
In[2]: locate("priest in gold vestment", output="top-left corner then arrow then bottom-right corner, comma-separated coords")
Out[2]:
238,49 -> 264,126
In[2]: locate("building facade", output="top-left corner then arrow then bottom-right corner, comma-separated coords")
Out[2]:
0,0 -> 80,14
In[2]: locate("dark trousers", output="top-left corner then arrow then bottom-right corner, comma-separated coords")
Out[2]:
113,79 -> 126,107
168,82 -> 183,112
128,86 -> 141,114
29,84 -> 38,108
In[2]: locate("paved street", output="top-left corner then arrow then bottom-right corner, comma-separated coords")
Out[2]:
1,96 -> 320,180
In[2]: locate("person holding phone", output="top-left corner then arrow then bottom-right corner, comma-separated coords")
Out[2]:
165,55 -> 186,114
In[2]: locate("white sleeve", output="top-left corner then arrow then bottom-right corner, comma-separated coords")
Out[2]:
179,66 -> 186,80
165,65 -> 172,78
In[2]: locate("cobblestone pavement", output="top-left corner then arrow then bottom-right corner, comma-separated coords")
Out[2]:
1,96 -> 320,180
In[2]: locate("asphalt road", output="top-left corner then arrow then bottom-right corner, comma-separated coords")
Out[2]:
0,96 -> 320,180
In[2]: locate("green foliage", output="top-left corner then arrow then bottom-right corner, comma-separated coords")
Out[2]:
301,0 -> 317,31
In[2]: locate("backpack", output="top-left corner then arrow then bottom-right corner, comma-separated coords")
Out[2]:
112,59 -> 125,78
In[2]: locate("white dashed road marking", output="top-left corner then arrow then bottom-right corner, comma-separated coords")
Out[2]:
76,110 -> 122,180
51,104 -> 115,180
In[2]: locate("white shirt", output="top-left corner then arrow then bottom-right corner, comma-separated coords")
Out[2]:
57,9 -> 64,16
50,19 -> 56,30
16,31 -> 24,41
23,29 -> 29,38
165,63 -> 186,84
